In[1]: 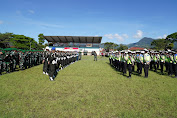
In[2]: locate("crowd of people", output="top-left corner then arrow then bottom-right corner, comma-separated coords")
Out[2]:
42,47 -> 81,81
0,48 -> 43,75
109,49 -> 177,78
0,47 -> 81,81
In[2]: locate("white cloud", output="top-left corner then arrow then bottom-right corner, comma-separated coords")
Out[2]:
133,30 -> 143,39
114,34 -> 124,42
0,20 -> 3,24
122,34 -> 129,39
39,23 -> 62,28
163,34 -> 167,39
28,10 -> 35,14
104,34 -> 114,39
157,34 -> 167,39
104,33 -> 129,42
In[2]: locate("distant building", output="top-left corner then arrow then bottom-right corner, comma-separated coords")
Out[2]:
129,47 -> 145,51
43,36 -> 102,55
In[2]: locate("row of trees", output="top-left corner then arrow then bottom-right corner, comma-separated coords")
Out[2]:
0,32 -> 46,50
103,32 -> 177,51
151,32 -> 177,51
103,42 -> 128,52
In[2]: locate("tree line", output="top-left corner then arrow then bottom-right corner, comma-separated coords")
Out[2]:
151,32 -> 177,51
102,32 -> 177,51
0,32 -> 46,50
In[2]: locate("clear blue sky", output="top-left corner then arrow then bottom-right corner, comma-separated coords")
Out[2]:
0,0 -> 177,44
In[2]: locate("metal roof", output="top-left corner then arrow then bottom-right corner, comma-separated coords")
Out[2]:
43,36 -> 102,43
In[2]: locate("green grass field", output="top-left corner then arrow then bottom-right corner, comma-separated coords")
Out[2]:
0,56 -> 177,118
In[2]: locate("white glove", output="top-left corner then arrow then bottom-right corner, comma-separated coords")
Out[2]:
52,60 -> 56,64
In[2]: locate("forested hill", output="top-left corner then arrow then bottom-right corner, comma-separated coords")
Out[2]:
127,37 -> 155,48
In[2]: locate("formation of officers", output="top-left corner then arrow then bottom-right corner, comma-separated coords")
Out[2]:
0,48 -> 44,75
43,47 -> 81,81
109,49 -> 177,78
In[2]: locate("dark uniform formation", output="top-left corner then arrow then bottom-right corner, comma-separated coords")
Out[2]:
42,47 -> 81,81
0,48 -> 43,75
109,49 -> 177,78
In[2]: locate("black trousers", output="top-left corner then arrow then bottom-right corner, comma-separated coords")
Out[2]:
139,63 -> 142,74
132,65 -> 134,72
144,64 -> 149,77
150,61 -> 153,70
127,64 -> 132,77
123,62 -> 127,74
168,63 -> 173,75
174,64 -> 177,77
49,64 -> 56,78
43,60 -> 48,73
0,62 -> 2,74
94,56 -> 97,61
157,61 -> 160,69
137,62 -> 140,72
120,62 -> 123,72
165,62 -> 169,72
118,61 -> 120,71
153,62 -> 157,71
160,62 -> 164,73
110,59 -> 112,65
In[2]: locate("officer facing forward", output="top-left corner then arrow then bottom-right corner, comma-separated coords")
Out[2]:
143,49 -> 151,78
48,47 -> 57,81
127,51 -> 133,78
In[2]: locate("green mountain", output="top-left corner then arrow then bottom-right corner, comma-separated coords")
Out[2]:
127,37 -> 155,48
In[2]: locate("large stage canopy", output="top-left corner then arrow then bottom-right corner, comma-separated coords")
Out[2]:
43,36 -> 102,43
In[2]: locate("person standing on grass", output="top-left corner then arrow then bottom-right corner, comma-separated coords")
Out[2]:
43,49 -> 50,75
94,51 -> 97,61
168,51 -> 173,76
138,51 -> 144,75
0,49 -> 4,75
127,51 -> 133,78
159,52 -> 165,75
123,51 -> 128,75
143,49 -> 151,78
48,47 -> 57,81
174,50 -> 177,78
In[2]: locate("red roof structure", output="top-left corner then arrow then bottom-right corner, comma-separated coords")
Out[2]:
129,47 -> 145,51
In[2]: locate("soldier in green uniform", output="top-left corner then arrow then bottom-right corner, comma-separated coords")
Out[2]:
19,51 -> 25,70
0,49 -> 4,75
4,51 -> 11,73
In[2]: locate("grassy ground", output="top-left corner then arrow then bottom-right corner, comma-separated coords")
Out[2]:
0,56 -> 177,118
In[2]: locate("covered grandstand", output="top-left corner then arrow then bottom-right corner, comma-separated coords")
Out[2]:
43,36 -> 102,55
